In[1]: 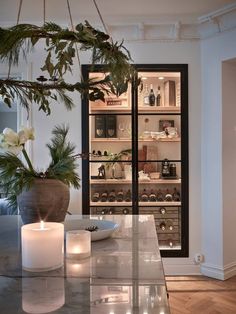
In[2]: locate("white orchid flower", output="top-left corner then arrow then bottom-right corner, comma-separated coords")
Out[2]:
19,127 -> 35,143
3,128 -> 19,146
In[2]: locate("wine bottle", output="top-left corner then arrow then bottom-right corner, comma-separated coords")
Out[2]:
172,187 -> 181,201
160,207 -> 166,215
166,219 -> 174,231
149,189 -> 157,202
165,189 -> 173,202
156,86 -> 161,106
156,189 -> 164,201
168,239 -> 174,248
101,208 -> 107,215
122,208 -> 129,214
140,189 -> 149,202
108,208 -> 115,214
159,221 -> 166,231
91,192 -> 100,202
100,190 -> 108,202
108,190 -> 116,202
116,189 -> 124,202
149,84 -> 155,106
125,189 -> 132,202
143,84 -> 149,105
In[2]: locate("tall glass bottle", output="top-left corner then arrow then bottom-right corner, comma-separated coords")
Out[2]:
156,86 -> 161,106
143,84 -> 149,106
149,84 -> 155,106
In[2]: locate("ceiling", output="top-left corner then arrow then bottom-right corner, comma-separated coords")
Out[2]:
0,0 -> 235,25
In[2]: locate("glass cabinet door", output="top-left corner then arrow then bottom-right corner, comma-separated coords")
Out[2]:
82,64 -> 188,257
137,68 -> 187,255
85,70 -> 133,216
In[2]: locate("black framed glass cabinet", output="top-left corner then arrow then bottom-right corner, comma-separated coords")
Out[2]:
81,64 -> 188,257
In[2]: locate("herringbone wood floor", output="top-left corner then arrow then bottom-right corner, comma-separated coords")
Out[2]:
166,275 -> 236,314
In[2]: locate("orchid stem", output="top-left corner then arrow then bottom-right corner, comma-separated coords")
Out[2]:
22,148 -> 34,173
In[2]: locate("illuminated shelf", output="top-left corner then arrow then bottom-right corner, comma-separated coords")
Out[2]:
91,179 -> 181,184
138,106 -> 181,113
90,201 -> 181,207
91,137 -> 180,142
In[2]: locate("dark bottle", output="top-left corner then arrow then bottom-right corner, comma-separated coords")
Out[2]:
168,239 -> 174,248
149,84 -> 155,106
140,189 -> 149,202
125,189 -> 132,202
101,208 -> 107,215
161,159 -> 170,177
100,190 -> 108,202
122,208 -> 129,214
108,207 -> 115,214
160,221 -> 166,231
149,189 -> 157,202
165,189 -> 173,202
172,187 -> 181,201
156,86 -> 161,106
160,207 -> 166,215
108,190 -> 116,202
156,189 -> 164,201
166,219 -> 174,231
116,189 -> 124,202
169,163 -> 177,177
92,192 -> 100,202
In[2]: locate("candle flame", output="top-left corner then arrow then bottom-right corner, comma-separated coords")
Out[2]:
40,220 -> 44,230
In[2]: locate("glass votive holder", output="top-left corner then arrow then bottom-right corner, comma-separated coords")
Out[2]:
66,230 -> 91,259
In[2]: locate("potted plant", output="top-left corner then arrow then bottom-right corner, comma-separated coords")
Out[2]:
0,124 -> 80,224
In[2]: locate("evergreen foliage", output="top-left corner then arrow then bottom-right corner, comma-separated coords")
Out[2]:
0,21 -> 138,114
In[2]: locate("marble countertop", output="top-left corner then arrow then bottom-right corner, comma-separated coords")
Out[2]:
0,214 -> 170,314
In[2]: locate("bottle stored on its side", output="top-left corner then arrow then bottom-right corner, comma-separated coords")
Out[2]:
100,190 -> 108,202
125,189 -> 132,202
140,189 -> 149,202
108,207 -> 115,214
149,84 -> 155,106
166,219 -> 174,231
156,189 -> 164,201
92,192 -> 100,202
159,221 -> 166,231
122,208 -> 129,214
101,208 -> 107,215
156,86 -> 161,106
168,239 -> 174,248
108,190 -> 116,202
116,189 -> 124,202
160,207 -> 166,215
149,189 -> 157,202
165,189 -> 173,201
172,187 -> 181,201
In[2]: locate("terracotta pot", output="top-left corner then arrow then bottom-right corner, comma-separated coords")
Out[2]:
17,179 -> 70,224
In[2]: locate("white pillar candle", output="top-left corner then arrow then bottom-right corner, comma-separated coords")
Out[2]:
21,221 -> 64,272
66,230 -> 91,259
22,277 -> 65,314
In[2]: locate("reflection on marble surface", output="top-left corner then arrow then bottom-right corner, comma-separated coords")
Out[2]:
0,215 -> 170,314
22,277 -> 65,313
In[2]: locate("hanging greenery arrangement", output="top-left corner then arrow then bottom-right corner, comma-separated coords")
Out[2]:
0,21 -> 138,115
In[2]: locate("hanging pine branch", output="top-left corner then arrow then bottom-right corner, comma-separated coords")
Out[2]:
0,21 -> 138,114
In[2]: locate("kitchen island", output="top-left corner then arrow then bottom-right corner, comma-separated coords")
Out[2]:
0,214 -> 170,314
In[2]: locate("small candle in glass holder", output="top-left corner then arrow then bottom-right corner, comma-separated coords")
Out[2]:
21,221 -> 64,272
66,230 -> 91,259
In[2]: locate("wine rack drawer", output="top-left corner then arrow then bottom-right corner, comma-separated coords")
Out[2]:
90,206 -> 132,215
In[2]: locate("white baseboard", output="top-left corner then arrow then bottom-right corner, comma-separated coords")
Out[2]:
163,262 -> 201,275
201,262 -> 236,280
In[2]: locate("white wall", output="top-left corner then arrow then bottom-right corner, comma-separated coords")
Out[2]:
222,60 -> 236,269
201,29 -> 236,279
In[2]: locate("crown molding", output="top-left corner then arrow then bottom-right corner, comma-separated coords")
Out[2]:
0,3 -> 236,42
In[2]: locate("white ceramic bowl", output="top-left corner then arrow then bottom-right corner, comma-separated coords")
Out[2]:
64,219 -> 119,241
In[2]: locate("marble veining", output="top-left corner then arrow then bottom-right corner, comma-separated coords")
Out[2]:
0,215 -> 170,314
